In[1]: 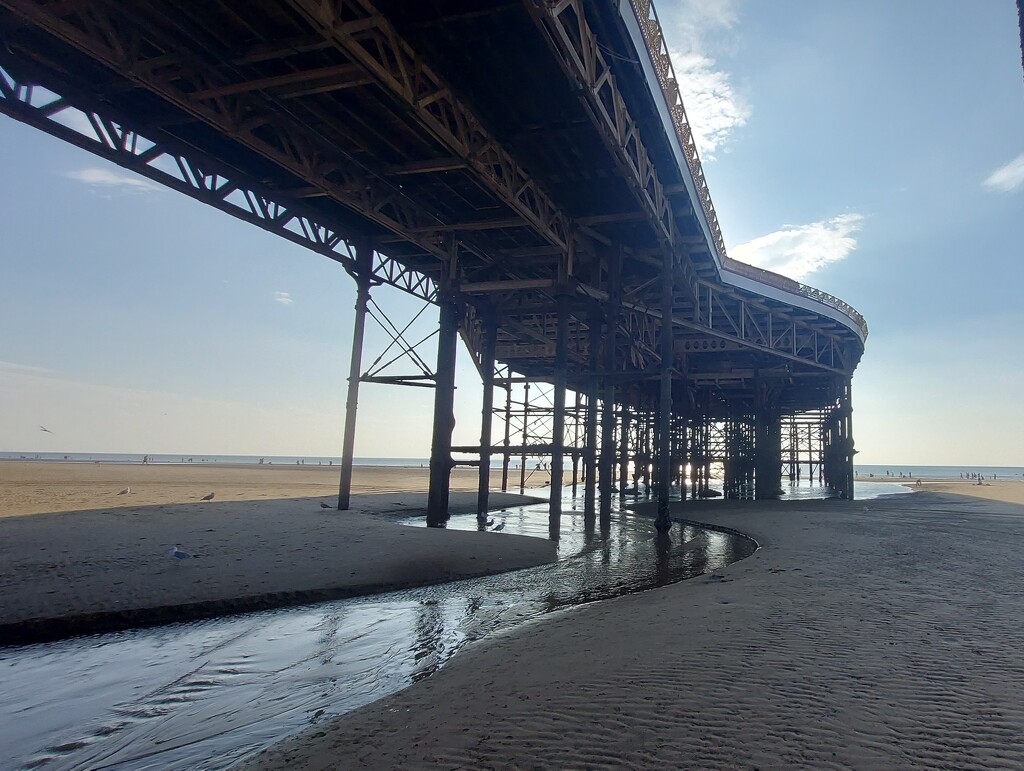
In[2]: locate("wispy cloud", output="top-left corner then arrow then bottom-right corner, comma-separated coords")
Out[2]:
0,360 -> 52,375
66,167 -> 161,192
663,0 -> 749,159
730,213 -> 864,281
983,153 -> 1024,193
274,291 -> 293,305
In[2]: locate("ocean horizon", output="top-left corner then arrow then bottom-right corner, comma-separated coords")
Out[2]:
2,452 -> 1022,480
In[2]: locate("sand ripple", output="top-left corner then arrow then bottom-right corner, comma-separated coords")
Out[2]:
245,494 -> 1024,770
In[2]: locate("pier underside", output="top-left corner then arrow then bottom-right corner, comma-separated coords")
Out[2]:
0,0 -> 865,534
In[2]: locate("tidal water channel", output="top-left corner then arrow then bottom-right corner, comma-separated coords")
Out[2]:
2,504 -> 757,770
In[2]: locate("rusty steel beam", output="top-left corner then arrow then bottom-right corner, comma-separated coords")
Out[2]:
528,0 -> 677,251
0,63 -> 441,302
285,0 -> 571,254
0,0 -> 461,260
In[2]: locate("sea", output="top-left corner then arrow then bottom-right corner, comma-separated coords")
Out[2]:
853,464 -> 1024,481
2,452 -> 1022,480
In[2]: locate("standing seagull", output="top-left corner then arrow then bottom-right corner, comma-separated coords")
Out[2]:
167,545 -> 195,559
39,425 -> 53,434
492,521 -> 506,532
200,492 -> 215,501
320,502 -> 332,509
117,487 -> 131,496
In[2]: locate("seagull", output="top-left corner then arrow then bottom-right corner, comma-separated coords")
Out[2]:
167,545 -> 195,559
200,492 -> 215,501
320,502 -> 332,509
492,521 -> 505,532
485,518 -> 494,527
117,487 -> 131,496
39,425 -> 53,434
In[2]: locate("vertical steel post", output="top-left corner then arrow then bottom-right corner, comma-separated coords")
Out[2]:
338,240 -> 373,510
501,379 -> 512,493
571,390 -> 582,498
618,403 -> 631,501
476,320 -> 498,521
599,249 -> 620,529
426,243 -> 461,528
549,294 -> 570,538
519,381 -> 529,494
845,378 -> 856,501
583,310 -> 600,524
655,254 -> 674,532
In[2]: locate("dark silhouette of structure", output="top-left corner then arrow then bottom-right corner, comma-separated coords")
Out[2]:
0,0 -> 865,535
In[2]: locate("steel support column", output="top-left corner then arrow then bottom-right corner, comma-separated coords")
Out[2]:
655,258 -> 674,532
583,310 -> 600,524
754,381 -> 783,500
843,379 -> 856,501
549,293 -> 570,538
618,403 -> 631,501
426,252 -> 461,527
500,381 -> 512,493
337,240 -> 373,510
476,320 -> 498,521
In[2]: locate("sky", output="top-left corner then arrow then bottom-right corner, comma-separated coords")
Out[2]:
1,1 -> 1022,465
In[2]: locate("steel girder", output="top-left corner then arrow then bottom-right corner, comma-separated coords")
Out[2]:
0,0 -> 470,261
0,64 -> 439,302
283,0 -> 571,256
691,279 -> 851,372
529,0 -> 677,252
628,0 -> 728,264
0,0 -> 864,380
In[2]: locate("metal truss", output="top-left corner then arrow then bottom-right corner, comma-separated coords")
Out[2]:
530,0 -> 677,249
285,0 -> 570,254
723,258 -> 868,341
627,0 -> 725,261
0,0 -> 459,258
359,295 -> 438,388
691,278 -> 850,372
0,63 -> 439,303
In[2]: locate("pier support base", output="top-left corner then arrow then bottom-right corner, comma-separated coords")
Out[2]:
426,288 -> 461,528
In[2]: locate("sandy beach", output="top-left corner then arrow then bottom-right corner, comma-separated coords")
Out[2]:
7,462 -> 1024,767
0,462 -> 551,644
0,460 -> 535,517
243,487 -> 1024,770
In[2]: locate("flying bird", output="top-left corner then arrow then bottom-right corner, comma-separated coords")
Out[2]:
320,502 -> 332,509
39,425 -> 53,434
167,545 -> 195,559
200,492 -> 215,501
117,487 -> 131,496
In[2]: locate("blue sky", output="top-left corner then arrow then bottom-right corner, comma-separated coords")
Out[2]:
1,0 -> 1022,464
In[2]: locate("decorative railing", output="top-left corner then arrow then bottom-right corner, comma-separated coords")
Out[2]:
627,0 -> 868,340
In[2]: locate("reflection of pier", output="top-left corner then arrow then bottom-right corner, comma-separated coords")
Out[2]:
0,0 -> 865,534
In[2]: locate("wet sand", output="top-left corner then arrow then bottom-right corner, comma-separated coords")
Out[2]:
246,489 -> 1024,770
0,462 -> 551,644
857,475 -> 1024,506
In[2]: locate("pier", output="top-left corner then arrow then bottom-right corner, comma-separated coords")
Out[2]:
0,0 -> 866,534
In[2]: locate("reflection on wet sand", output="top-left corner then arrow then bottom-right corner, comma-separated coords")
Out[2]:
2,504 -> 755,770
